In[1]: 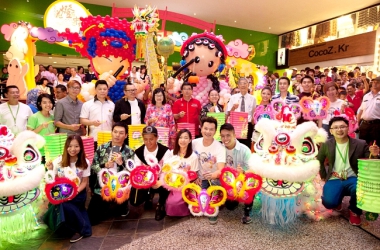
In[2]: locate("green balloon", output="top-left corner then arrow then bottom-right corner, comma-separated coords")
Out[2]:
157,37 -> 175,57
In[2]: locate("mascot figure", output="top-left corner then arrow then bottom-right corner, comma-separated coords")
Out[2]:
59,15 -> 136,101
249,106 -> 327,226
167,32 -> 231,106
0,126 -> 46,245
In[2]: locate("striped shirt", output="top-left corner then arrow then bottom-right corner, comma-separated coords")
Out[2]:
272,92 -> 299,104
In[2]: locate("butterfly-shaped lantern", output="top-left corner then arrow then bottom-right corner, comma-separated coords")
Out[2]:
182,183 -> 227,217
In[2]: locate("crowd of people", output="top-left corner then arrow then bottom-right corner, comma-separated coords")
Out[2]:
0,63 -> 379,243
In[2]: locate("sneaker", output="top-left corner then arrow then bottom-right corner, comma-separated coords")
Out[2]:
334,203 -> 342,212
155,204 -> 166,221
70,233 -> 83,243
241,216 -> 252,224
349,210 -> 361,226
121,208 -> 130,217
209,216 -> 218,225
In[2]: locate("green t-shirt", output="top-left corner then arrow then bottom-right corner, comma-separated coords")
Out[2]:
27,111 -> 55,155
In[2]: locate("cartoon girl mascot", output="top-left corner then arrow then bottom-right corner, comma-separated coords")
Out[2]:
167,32 -> 230,106
59,15 -> 136,98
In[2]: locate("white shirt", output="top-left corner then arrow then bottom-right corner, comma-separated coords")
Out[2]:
192,138 -> 226,180
80,97 -> 115,141
331,141 -> 355,179
0,102 -> 33,135
226,93 -> 256,121
361,91 -> 380,120
134,145 -> 173,167
323,99 -> 345,125
170,151 -> 200,172
53,156 -> 91,183
69,75 -> 83,85
128,99 -> 141,125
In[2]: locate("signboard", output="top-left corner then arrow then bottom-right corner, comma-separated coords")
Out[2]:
288,31 -> 376,66
44,0 -> 90,47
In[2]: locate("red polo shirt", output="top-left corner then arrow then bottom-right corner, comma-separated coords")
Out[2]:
347,91 -> 363,114
172,98 -> 202,136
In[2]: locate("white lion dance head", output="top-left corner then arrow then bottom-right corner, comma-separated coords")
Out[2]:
249,107 -> 327,226
0,126 -> 46,245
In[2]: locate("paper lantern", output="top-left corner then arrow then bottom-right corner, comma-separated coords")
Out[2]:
81,136 -> 94,164
207,112 -> 225,141
128,125 -> 146,150
177,123 -> 196,138
229,111 -> 248,139
357,159 -> 380,213
156,127 -> 169,147
43,133 -> 67,161
97,131 -> 112,147
182,183 -> 227,217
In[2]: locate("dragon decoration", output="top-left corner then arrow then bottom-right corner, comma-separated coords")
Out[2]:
0,126 -> 47,244
131,5 -> 164,89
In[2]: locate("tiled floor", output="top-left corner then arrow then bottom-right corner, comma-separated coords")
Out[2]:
1,197 -> 189,250
1,196 -> 379,250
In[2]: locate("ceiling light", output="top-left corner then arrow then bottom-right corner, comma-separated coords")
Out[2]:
194,13 -> 196,15
49,57 -> 52,59
269,27 -> 271,29
234,21 -> 237,23
53,62 -> 57,63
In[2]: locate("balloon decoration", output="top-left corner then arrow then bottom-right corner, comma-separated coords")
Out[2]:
219,167 -> 262,204
58,15 -> 136,101
249,109 -> 328,226
157,37 -> 175,58
167,32 -> 230,106
1,21 -> 66,98
0,127 -> 47,243
131,5 -> 164,89
108,80 -> 126,103
182,183 -> 227,217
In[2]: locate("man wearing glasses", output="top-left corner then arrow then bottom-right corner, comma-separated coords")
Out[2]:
54,80 -> 85,135
113,83 -> 146,135
317,116 -> 379,226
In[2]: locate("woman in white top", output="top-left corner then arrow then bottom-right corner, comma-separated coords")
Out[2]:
165,129 -> 199,216
54,73 -> 67,87
36,77 -> 51,95
45,135 -> 92,243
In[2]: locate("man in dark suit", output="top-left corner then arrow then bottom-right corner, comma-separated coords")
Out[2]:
317,116 -> 379,226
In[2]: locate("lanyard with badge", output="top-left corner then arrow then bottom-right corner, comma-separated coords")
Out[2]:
336,143 -> 349,180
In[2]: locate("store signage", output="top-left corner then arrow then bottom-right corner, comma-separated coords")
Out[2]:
288,31 -> 376,66
44,0 -> 90,46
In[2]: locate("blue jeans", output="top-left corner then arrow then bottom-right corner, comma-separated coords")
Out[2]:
61,190 -> 92,236
322,177 -> 362,215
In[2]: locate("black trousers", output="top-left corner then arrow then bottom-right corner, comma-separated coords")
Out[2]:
359,121 -> 380,145
129,187 -> 170,207
237,122 -> 254,149
225,199 -> 254,216
87,194 -> 128,225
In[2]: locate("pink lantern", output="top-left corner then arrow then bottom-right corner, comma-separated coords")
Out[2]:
81,136 -> 95,164
230,111 -> 248,139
